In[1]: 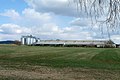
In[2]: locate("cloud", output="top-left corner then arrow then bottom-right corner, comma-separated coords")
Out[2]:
0,34 -> 21,41
111,35 -> 120,44
30,23 -> 94,40
70,18 -> 91,27
59,32 -> 93,40
0,23 -> 31,34
24,0 -> 83,17
30,23 -> 63,36
22,8 -> 51,22
0,23 -> 32,40
0,21 -> 102,41
39,23 -> 63,34
20,8 -> 54,27
0,24 -> 22,40
0,9 -> 21,20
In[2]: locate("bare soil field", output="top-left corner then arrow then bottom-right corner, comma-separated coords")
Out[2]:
0,66 -> 120,80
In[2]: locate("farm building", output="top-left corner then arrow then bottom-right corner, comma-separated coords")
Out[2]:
21,35 -> 116,48
33,40 -> 116,48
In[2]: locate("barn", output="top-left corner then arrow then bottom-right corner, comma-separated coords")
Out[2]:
33,40 -> 116,48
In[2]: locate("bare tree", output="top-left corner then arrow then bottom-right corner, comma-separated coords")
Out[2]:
73,0 -> 120,39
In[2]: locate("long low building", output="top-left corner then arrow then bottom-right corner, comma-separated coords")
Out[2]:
33,40 -> 116,48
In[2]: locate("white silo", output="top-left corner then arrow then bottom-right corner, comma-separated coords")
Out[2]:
21,37 -> 24,45
27,37 -> 30,45
21,35 -> 38,45
21,36 -> 26,45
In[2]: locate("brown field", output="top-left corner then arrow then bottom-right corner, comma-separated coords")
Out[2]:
0,66 -> 120,80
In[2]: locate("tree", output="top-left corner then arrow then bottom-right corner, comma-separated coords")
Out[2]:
73,0 -> 120,39
14,40 -> 21,45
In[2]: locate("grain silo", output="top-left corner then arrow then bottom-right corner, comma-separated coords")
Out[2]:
21,35 -> 38,45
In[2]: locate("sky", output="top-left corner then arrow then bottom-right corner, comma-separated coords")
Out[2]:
0,0 -> 120,44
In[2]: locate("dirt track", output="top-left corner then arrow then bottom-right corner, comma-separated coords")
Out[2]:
0,66 -> 120,80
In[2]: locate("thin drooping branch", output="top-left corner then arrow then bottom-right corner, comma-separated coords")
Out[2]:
72,0 -> 120,39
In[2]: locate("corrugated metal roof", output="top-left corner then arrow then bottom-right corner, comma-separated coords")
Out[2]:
35,40 -> 113,45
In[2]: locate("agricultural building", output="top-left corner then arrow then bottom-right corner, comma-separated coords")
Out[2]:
33,40 -> 116,48
21,35 -> 40,45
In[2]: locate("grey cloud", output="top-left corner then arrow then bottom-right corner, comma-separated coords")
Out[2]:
25,0 -> 88,17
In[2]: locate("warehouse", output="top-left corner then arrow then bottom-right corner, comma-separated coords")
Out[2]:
33,40 -> 116,48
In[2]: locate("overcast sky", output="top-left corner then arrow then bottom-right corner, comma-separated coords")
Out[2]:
0,0 -> 120,44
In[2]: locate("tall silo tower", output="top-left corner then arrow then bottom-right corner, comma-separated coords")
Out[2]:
21,35 -> 38,45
